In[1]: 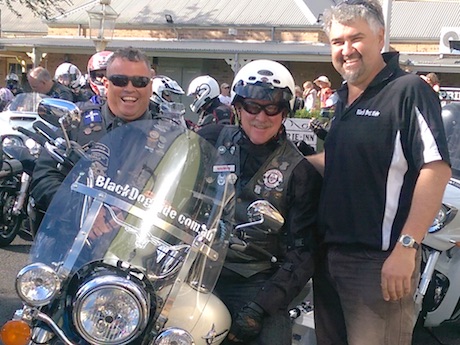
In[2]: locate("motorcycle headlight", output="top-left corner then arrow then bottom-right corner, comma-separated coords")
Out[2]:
73,275 -> 149,345
2,135 -> 23,147
24,138 -> 40,155
154,328 -> 194,345
15,263 -> 61,306
429,204 -> 457,233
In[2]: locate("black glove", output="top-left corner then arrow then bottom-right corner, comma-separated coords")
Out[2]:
228,302 -> 265,343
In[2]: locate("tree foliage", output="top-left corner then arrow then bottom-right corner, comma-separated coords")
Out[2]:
2,0 -> 73,19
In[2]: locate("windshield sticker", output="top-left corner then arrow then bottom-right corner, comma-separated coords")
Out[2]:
95,175 -> 210,237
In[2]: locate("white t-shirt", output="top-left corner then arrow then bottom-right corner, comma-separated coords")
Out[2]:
219,94 -> 232,106
304,89 -> 317,111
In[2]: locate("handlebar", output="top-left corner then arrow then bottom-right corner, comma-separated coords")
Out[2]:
33,121 -> 58,143
229,236 -> 277,263
15,126 -> 47,147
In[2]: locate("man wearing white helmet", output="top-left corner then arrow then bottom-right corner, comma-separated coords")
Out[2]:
150,75 -> 187,126
54,62 -> 92,102
199,60 -> 322,344
5,73 -> 23,96
187,75 -> 234,128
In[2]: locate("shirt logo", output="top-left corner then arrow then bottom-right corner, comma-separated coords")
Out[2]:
356,108 -> 380,117
83,109 -> 103,125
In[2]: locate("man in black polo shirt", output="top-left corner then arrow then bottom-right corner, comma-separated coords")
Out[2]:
307,1 -> 451,345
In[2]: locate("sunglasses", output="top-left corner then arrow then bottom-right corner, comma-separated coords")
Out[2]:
108,75 -> 151,88
240,100 -> 285,116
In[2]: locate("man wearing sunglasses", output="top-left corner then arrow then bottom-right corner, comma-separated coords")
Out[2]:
30,47 -> 158,225
306,1 -> 451,345
198,59 -> 322,344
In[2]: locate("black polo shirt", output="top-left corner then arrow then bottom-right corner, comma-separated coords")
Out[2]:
318,52 -> 450,251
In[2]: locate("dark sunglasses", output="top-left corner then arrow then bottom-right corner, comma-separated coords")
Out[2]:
241,100 -> 285,116
108,75 -> 151,88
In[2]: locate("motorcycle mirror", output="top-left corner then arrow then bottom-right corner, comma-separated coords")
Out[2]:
247,200 -> 284,233
37,98 -> 81,131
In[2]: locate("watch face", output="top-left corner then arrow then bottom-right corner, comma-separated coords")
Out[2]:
402,236 -> 411,246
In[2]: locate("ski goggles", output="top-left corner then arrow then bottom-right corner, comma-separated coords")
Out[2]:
108,75 -> 151,88
240,100 -> 285,116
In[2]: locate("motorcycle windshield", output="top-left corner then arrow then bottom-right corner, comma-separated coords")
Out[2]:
30,119 -> 235,296
6,92 -> 49,113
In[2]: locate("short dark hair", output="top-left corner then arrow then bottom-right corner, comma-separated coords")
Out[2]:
106,47 -> 151,74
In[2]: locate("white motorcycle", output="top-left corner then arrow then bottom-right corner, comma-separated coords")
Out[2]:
0,99 -> 285,345
414,102 -> 460,328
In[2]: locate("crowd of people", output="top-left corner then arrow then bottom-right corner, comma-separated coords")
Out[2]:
1,1 -> 453,344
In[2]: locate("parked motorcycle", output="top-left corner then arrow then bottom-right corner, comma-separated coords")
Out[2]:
414,102 -> 460,328
0,99 -> 284,345
0,135 -> 39,246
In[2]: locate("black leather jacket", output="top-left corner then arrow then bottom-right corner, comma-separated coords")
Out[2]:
198,124 -> 322,314
30,102 -> 155,211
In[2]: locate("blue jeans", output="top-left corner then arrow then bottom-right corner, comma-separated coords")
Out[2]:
216,268 -> 292,345
313,246 -> 420,345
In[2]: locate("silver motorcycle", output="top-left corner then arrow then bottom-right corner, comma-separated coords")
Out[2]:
414,102 -> 460,328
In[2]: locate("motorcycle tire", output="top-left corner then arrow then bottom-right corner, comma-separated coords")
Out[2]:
0,189 -> 22,247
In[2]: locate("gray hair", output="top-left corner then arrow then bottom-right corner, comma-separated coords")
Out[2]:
28,66 -> 52,82
322,0 -> 385,37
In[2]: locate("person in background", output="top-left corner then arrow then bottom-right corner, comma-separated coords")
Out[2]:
198,59 -> 322,344
27,66 -> 74,101
30,47 -> 157,232
5,73 -> 24,96
314,75 -> 333,117
187,75 -> 234,128
86,50 -> 114,105
302,81 -> 317,112
0,87 -> 14,111
307,1 -> 451,344
54,62 -> 93,102
293,85 -> 305,115
420,72 -> 440,93
218,82 -> 232,105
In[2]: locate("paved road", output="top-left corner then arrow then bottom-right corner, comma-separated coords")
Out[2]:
0,236 -> 459,345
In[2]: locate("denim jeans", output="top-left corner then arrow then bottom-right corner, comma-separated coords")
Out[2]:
216,268 -> 292,345
313,246 -> 420,345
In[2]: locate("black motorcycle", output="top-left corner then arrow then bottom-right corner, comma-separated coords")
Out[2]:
0,135 -> 38,246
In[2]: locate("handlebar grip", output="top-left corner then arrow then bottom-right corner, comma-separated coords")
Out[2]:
33,121 -> 58,142
15,126 -> 47,147
246,242 -> 277,263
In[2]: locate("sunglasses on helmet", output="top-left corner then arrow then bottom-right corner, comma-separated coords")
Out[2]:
240,100 -> 285,116
108,75 -> 151,88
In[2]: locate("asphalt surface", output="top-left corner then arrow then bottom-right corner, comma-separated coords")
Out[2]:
0,236 -> 459,345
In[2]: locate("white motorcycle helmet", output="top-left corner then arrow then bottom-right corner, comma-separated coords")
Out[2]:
87,50 -> 113,97
187,75 -> 220,113
231,59 -> 296,113
54,62 -> 82,89
5,73 -> 19,82
151,75 -> 185,105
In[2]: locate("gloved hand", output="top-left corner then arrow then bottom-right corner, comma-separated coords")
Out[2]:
228,302 -> 265,343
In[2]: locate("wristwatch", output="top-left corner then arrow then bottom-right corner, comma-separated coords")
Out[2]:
398,234 -> 420,250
